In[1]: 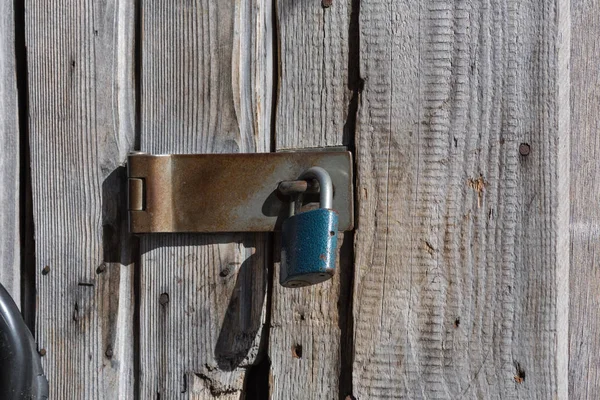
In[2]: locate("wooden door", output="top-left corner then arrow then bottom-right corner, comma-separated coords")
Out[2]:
0,0 -> 595,398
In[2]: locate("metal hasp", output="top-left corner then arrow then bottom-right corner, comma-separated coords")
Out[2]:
127,151 -> 354,233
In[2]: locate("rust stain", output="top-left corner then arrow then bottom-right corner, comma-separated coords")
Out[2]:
173,154 -> 280,232
514,362 -> 526,384
467,175 -> 486,208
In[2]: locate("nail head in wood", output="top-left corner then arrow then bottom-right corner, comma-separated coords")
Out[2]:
159,292 -> 169,306
220,266 -> 231,277
519,143 -> 531,156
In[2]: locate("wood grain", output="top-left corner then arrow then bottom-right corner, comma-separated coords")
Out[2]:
269,0 -> 352,398
138,0 -> 273,397
26,0 -> 136,398
275,0 -> 350,151
353,0 -> 569,398
569,1 -> 600,398
0,0 -> 20,304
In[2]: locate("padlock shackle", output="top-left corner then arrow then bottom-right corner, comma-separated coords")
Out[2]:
298,167 -> 333,210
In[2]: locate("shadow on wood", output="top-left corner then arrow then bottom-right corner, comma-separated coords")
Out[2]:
102,166 -> 268,381
213,247 -> 264,371
102,166 -> 134,267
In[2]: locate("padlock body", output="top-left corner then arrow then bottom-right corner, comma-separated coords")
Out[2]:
280,208 -> 339,287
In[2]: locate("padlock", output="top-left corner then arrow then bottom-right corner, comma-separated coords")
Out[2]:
280,167 -> 339,288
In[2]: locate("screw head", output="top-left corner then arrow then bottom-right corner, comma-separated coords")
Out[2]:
519,143 -> 531,156
39,348 -> 46,357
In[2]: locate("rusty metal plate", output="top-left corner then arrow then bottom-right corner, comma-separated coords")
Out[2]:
128,151 -> 354,233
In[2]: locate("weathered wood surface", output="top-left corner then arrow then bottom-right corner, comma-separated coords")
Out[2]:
138,0 -> 273,397
0,0 -> 20,304
13,0 -> 587,398
570,1 -> 600,398
26,1 -> 136,398
353,0 -> 569,398
269,0 -> 353,398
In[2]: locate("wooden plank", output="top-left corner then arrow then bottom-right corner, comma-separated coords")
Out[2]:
353,0 -> 569,398
26,0 -> 136,398
138,0 -> 273,397
269,0 -> 352,398
569,1 -> 600,398
0,0 -> 20,304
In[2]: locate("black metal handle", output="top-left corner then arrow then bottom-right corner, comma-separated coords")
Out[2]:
0,283 -> 48,399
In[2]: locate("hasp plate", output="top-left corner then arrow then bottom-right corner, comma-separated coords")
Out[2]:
128,152 -> 354,233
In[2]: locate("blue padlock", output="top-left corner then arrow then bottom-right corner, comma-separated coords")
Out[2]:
280,167 -> 339,288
